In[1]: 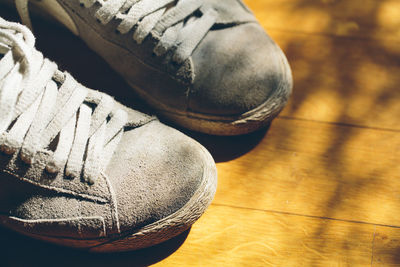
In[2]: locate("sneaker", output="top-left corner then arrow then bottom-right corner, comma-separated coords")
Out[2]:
0,18 -> 217,252
5,0 -> 293,136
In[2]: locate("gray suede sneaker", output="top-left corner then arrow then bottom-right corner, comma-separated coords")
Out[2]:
0,18 -> 217,252
5,0 -> 292,136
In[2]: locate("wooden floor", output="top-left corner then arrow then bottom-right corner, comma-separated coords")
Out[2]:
1,0 -> 400,266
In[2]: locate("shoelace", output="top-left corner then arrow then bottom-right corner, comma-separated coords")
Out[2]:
15,0 -> 218,64
0,18 -> 128,184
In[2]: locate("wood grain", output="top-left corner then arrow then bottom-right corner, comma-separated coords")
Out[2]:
156,205 -> 378,266
276,32 -> 400,130
372,227 -> 400,266
245,0 -> 400,41
214,117 -> 400,227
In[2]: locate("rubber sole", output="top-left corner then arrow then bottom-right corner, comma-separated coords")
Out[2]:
1,142 -> 217,252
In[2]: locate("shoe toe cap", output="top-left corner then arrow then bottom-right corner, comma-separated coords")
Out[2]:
190,22 -> 292,116
105,120 -> 217,234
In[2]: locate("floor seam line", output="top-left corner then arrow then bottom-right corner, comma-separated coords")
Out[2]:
211,203 -> 400,229
277,116 -> 400,133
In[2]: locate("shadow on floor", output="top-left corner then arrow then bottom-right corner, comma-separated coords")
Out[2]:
182,125 -> 269,163
0,226 -> 190,267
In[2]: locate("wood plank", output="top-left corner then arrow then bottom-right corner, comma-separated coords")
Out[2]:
244,0 -> 400,41
156,204 -> 377,266
210,117 -> 400,227
274,31 -> 400,130
372,226 -> 400,266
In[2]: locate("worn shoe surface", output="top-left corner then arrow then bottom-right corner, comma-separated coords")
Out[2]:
6,0 -> 293,135
0,18 -> 217,252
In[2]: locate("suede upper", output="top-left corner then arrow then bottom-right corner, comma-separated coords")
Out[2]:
0,115 -> 208,241
190,23 -> 286,115
48,0 -> 290,117
104,120 -> 205,233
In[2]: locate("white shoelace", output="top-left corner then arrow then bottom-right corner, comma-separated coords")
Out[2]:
15,0 -> 217,64
0,18 -> 128,184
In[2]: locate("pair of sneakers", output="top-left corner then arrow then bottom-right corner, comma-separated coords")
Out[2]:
0,0 -> 292,252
